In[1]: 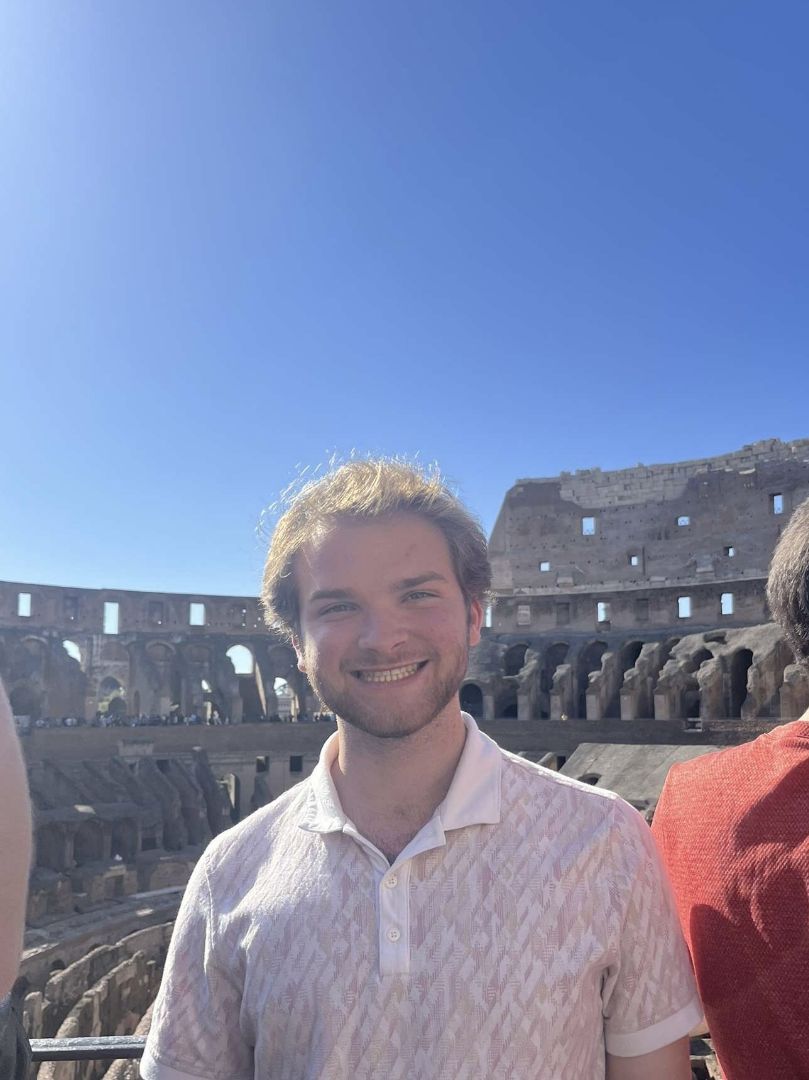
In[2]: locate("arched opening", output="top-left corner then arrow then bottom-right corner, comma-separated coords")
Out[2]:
577,642 -> 607,719
73,820 -> 104,866
227,645 -> 263,721
579,774 -> 601,786
501,699 -> 519,718
606,640 -> 645,719
62,640 -> 82,666
538,642 -> 569,719
227,645 -> 254,675
273,678 -> 294,720
503,644 -> 528,677
682,648 -> 713,719
98,676 -> 126,716
460,683 -> 484,719
728,649 -> 754,718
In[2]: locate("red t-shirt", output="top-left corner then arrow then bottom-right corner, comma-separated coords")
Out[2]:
653,719 -> 809,1080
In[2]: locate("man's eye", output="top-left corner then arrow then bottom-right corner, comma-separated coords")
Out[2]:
404,591 -> 437,601
320,603 -> 355,615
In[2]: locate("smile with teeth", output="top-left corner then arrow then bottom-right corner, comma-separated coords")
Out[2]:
354,661 -> 426,683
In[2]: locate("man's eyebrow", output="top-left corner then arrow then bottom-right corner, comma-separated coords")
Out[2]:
392,572 -> 449,591
307,588 -> 356,605
306,573 -> 449,605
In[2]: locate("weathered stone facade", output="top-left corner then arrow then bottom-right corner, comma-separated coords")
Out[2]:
489,437 -> 809,634
0,582 -> 313,723
459,439 -> 809,730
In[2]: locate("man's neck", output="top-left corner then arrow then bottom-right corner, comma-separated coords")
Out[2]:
330,708 -> 468,863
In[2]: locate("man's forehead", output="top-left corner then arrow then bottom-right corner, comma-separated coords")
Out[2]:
294,515 -> 454,587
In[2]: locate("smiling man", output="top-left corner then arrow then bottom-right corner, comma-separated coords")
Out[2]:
141,459 -> 701,1080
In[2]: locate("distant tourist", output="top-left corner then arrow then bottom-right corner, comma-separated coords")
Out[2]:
653,494 -> 809,1079
141,459 -> 700,1080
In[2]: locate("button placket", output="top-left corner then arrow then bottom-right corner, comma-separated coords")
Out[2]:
378,860 -> 410,976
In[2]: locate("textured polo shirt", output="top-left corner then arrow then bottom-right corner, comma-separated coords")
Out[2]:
141,716 -> 701,1080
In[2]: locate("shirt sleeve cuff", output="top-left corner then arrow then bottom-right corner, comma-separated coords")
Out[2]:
605,997 -> 705,1058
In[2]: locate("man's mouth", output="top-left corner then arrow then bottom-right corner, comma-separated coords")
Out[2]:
353,661 -> 428,683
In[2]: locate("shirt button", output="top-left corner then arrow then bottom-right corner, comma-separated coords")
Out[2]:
384,875 -> 398,888
386,927 -> 401,943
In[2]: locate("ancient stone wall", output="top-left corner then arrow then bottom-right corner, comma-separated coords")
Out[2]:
489,438 -> 809,634
0,579 -> 314,722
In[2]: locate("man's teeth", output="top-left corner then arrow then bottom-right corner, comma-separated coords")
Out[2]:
357,663 -> 421,683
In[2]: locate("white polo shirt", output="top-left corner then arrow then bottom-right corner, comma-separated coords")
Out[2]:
141,716 -> 701,1080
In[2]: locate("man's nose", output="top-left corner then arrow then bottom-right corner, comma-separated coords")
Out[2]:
356,608 -> 407,654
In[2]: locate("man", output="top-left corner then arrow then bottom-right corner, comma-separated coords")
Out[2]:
141,460 -> 701,1080
652,495 -> 809,1079
0,679 -> 33,1079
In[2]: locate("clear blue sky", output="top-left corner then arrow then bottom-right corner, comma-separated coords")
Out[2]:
2,1 -> 807,597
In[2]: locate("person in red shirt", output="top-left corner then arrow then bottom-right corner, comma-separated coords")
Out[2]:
652,495 -> 809,1080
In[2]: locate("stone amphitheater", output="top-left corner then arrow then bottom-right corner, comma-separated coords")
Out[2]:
7,437 -> 809,1077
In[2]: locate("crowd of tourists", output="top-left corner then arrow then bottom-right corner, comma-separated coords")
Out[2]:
14,709 -> 335,733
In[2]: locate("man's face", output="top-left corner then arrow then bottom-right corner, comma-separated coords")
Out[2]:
293,513 -> 482,739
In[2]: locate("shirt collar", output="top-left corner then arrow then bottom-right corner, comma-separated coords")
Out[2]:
299,712 -> 502,835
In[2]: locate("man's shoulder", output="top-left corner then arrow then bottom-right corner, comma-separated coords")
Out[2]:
199,778 -> 313,877
498,746 -> 635,831
664,719 -> 809,793
500,745 -> 623,806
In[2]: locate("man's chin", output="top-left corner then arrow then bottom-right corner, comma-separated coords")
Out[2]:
336,711 -> 443,740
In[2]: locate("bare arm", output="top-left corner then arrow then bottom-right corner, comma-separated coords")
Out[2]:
606,1036 -> 692,1080
0,680 -> 32,997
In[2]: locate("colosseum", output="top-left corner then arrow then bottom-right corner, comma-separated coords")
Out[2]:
7,436 -> 809,1077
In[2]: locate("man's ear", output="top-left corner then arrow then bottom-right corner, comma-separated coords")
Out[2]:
467,599 -> 483,648
292,634 -> 307,674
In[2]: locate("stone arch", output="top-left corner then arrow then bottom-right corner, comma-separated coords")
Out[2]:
683,648 -> 713,718
73,819 -> 104,866
146,641 -> 180,713
577,642 -> 608,719
605,640 -> 645,719
537,642 -> 569,719
265,645 -> 305,718
10,638 -> 47,681
503,643 -> 529,677
62,639 -> 83,667
98,676 -> 126,716
227,644 -> 254,675
728,649 -> 754,718
111,818 -> 138,862
226,643 -> 264,721
460,682 -> 484,719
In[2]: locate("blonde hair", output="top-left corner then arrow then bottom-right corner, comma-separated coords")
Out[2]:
261,459 -> 491,639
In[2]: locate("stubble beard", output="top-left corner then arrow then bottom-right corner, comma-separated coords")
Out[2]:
305,640 -> 470,740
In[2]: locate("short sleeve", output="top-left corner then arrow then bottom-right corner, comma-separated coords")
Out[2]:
140,856 -> 252,1080
601,799 -> 704,1058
